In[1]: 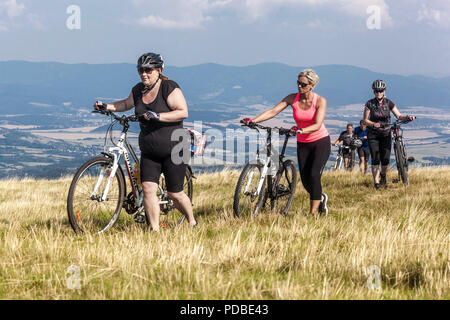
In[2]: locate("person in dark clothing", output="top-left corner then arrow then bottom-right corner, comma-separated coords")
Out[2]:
353,120 -> 370,174
363,80 -> 415,189
94,53 -> 197,230
333,123 -> 355,171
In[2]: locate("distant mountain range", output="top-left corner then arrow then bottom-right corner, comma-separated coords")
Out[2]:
1,61 -> 449,115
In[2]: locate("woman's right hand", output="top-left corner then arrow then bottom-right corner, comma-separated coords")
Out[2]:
241,118 -> 253,125
93,101 -> 106,111
373,122 -> 381,128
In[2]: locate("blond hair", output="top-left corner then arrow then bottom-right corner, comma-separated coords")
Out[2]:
298,69 -> 319,86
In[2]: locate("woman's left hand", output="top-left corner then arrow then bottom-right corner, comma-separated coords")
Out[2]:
144,110 -> 160,121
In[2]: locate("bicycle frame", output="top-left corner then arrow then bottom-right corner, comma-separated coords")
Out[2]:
99,123 -> 143,209
244,125 -> 291,200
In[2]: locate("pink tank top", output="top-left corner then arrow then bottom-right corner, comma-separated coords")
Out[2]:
292,92 -> 329,143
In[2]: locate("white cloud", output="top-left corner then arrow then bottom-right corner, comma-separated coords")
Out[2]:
417,2 -> 450,29
138,14 -> 209,29
133,0 -> 229,30
243,0 -> 393,26
131,0 -> 393,29
1,0 -> 25,18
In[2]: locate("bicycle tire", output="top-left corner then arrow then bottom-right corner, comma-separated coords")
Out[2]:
270,160 -> 297,215
67,156 -> 126,234
152,166 -> 193,227
233,162 -> 266,218
334,156 -> 342,171
394,139 -> 409,185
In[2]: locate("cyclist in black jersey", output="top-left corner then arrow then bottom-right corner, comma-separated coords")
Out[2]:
333,123 -> 354,171
94,53 -> 197,231
363,80 -> 415,189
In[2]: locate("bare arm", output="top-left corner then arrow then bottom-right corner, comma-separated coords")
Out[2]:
104,91 -> 134,112
252,94 -> 295,123
159,88 -> 188,122
391,105 -> 409,120
300,96 -> 327,134
363,106 -> 376,127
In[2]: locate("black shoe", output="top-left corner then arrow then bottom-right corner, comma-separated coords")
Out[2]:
380,173 -> 386,186
319,193 -> 328,215
374,183 -> 380,190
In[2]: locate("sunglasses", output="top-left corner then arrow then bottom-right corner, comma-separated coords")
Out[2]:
138,67 -> 155,74
374,89 -> 385,93
297,80 -> 310,88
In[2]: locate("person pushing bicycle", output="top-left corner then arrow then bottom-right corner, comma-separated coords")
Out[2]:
242,69 -> 331,216
353,120 -> 370,174
333,123 -> 355,171
93,53 -> 197,230
363,80 -> 415,189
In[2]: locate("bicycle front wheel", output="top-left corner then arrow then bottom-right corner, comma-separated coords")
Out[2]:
271,160 -> 297,215
394,139 -> 409,185
67,156 -> 125,234
233,162 -> 266,218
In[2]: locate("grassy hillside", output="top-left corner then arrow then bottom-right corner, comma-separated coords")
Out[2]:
0,167 -> 448,299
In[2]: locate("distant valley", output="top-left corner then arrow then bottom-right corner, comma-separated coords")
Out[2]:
0,61 -> 449,178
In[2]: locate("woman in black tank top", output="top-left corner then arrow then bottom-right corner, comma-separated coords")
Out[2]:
93,53 -> 197,231
363,80 -> 415,189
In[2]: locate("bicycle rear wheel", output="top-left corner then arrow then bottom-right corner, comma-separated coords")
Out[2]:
156,166 -> 193,228
394,139 -> 409,185
67,156 -> 125,234
233,162 -> 266,218
270,160 -> 297,215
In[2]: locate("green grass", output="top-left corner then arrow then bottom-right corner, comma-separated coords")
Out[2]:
0,167 -> 448,299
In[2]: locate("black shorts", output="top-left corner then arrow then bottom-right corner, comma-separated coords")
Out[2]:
358,148 -> 370,160
368,131 -> 392,166
342,148 -> 352,159
140,152 -> 187,193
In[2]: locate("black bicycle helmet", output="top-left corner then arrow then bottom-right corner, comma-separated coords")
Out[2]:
350,138 -> 363,149
137,52 -> 164,69
372,79 -> 386,91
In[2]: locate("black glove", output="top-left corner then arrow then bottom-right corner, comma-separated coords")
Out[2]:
144,110 -> 160,121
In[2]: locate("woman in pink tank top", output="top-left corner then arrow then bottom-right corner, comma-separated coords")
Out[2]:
242,69 -> 331,216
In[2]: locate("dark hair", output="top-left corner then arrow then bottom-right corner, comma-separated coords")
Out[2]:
347,123 -> 353,128
360,120 -> 365,125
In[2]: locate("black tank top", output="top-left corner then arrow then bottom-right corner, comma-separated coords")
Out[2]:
132,80 -> 183,157
365,97 -> 395,136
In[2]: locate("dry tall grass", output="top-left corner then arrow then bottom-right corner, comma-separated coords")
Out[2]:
0,167 -> 448,299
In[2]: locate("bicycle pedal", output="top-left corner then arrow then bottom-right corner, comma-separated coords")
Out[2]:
133,214 -> 146,224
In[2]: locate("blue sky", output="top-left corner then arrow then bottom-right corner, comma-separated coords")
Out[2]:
0,0 -> 449,76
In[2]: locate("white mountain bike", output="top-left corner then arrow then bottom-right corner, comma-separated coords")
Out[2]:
66,110 -> 194,234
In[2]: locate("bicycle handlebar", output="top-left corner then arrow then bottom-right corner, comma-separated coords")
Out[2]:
92,110 -> 142,124
240,120 -> 297,136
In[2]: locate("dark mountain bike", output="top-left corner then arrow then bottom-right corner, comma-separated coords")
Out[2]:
233,121 -> 297,218
389,118 -> 415,185
66,109 -> 194,234
332,139 -> 360,171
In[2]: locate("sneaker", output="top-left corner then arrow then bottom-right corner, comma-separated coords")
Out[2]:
319,193 -> 328,215
380,173 -> 386,186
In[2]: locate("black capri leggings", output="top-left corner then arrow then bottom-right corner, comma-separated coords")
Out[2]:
367,132 -> 392,166
297,135 -> 331,201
